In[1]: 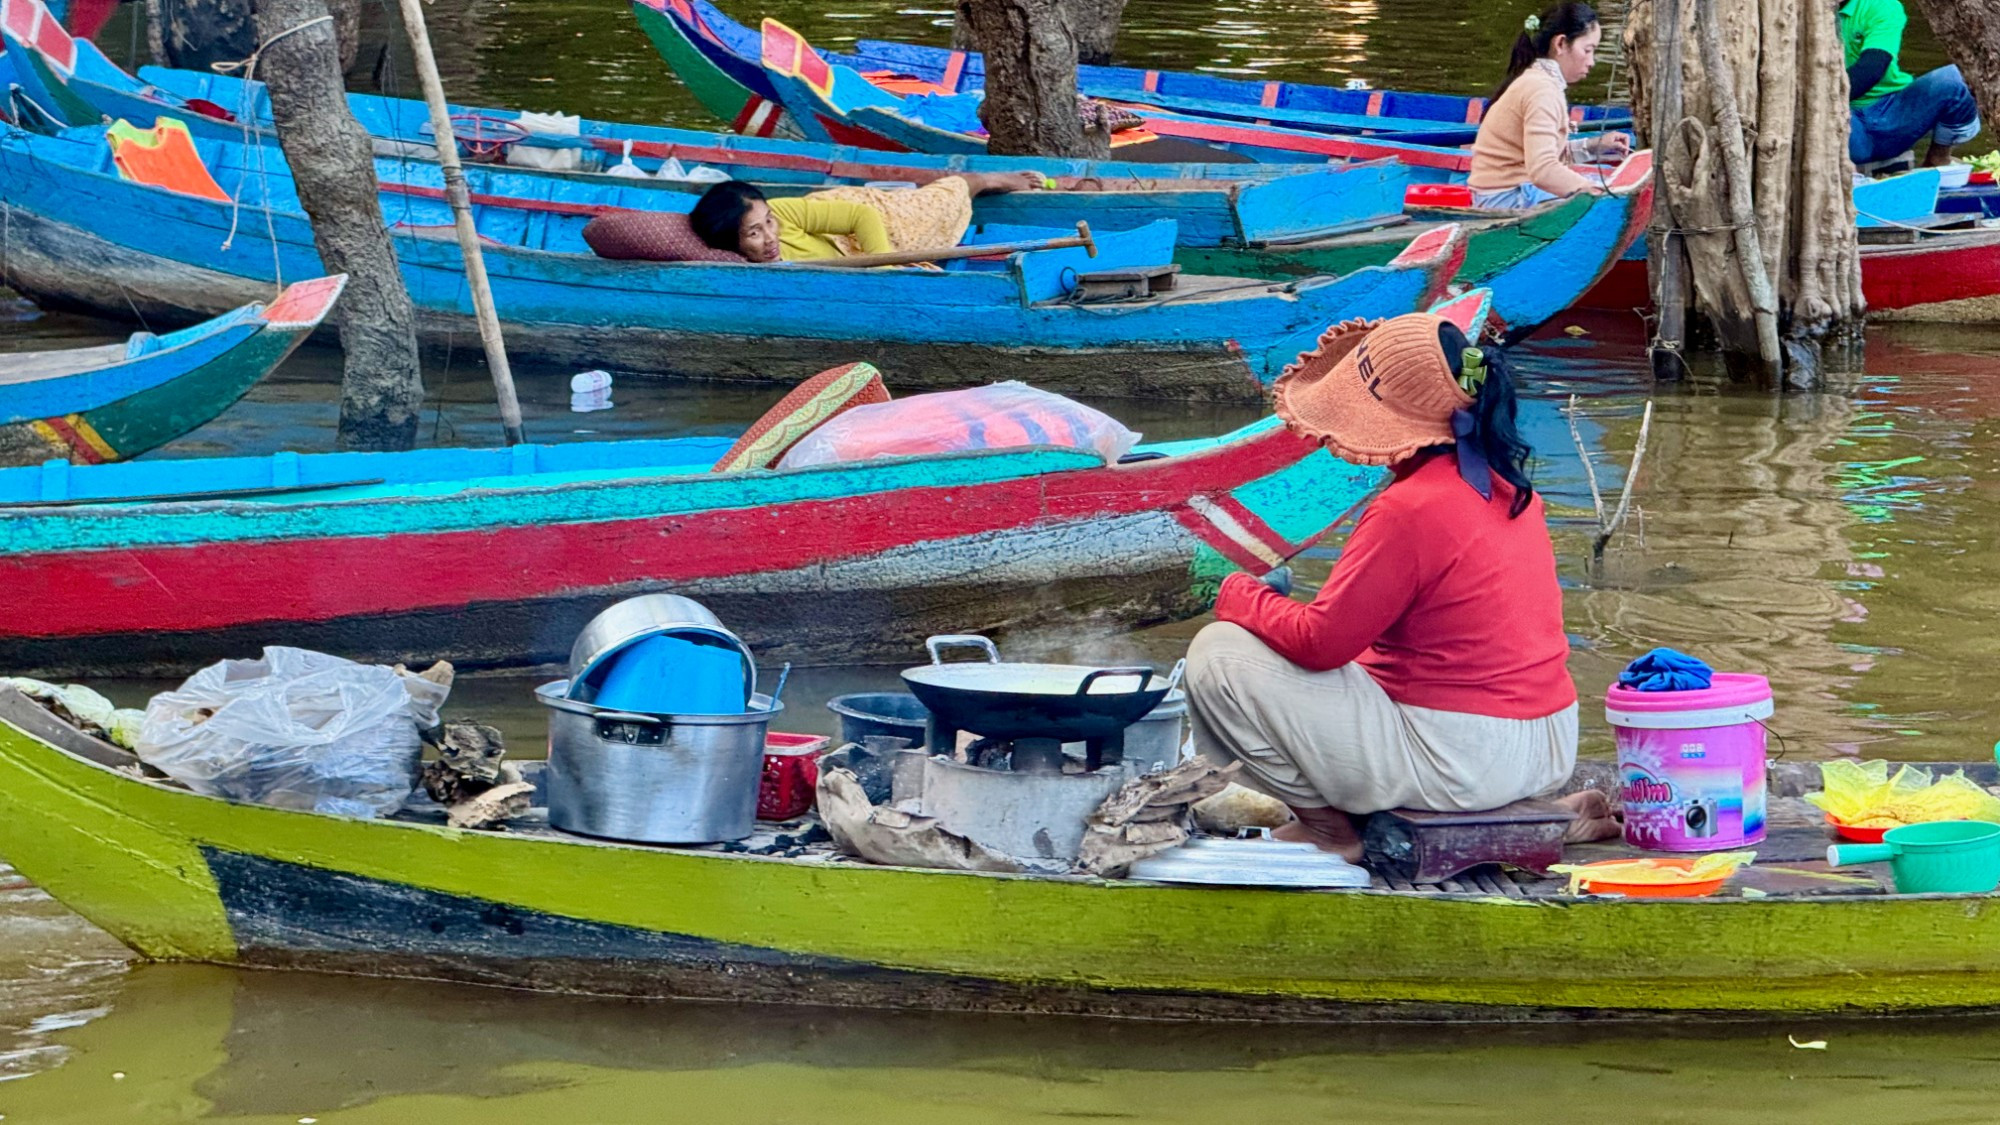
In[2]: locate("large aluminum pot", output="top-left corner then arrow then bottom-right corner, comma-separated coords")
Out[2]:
536,679 -> 781,844
565,594 -> 755,703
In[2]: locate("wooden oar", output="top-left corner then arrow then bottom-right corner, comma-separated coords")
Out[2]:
814,221 -> 1096,269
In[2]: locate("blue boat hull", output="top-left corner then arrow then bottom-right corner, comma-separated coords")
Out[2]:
0,33 -> 1411,247
0,128 -> 1448,399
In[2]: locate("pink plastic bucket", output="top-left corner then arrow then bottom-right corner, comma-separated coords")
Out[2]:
1604,673 -> 1772,852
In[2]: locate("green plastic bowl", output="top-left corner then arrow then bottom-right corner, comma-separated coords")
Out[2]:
1828,820 -> 2000,894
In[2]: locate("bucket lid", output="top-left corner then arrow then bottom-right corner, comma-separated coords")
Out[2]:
565,594 -> 755,701
1604,672 -> 1772,713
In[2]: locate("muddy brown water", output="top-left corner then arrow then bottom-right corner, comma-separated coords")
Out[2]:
2,0 -> 1994,1116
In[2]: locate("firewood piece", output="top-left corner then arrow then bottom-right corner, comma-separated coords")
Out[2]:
445,780 -> 535,830
420,719 -> 508,804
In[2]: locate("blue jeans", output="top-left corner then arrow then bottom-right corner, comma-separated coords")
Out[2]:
1849,64 -> 1983,164
1470,183 -> 1561,210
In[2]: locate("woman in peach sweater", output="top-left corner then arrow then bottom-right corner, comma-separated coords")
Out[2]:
1467,3 -> 1629,210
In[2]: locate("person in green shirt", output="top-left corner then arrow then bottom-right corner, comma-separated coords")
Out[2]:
1839,0 -> 1980,167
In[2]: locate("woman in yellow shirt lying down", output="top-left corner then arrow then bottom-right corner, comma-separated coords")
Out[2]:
687,172 -> 1046,263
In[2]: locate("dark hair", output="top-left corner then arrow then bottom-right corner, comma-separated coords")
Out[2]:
689,180 -> 768,253
1439,323 -> 1536,518
1493,2 -> 1599,101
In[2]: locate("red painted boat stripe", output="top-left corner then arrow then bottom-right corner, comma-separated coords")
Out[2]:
1365,90 -> 1384,116
729,96 -> 767,134
1171,507 -> 1269,572
2,433 -> 1324,638
941,50 -> 967,91
1141,116 -> 1472,169
36,416 -> 105,465
1465,99 -> 1484,124
1259,82 -> 1280,108
381,181 -> 623,219
1209,495 -> 1292,557
1141,70 -> 1159,93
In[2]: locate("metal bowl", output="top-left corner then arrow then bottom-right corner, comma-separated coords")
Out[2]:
565,594 -> 755,702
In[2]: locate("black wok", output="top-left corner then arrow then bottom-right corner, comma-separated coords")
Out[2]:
901,635 -> 1185,764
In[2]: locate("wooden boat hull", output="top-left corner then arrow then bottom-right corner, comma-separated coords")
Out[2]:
635,0 -> 1628,143
1182,154 -> 1653,340
8,35 -> 1417,249
5,697 -> 2000,1020
0,129 -> 1453,399
0,276 -> 342,466
1579,228 -> 2000,318
0,411 -> 1376,677
752,17 -> 1474,171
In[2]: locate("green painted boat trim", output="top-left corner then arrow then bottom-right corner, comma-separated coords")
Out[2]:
632,0 -> 763,129
9,700 -> 2000,1017
1176,193 -> 1598,284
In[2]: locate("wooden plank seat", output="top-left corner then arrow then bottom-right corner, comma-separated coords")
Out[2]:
1362,799 -> 1576,884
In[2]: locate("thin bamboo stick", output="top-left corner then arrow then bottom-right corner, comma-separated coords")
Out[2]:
393,0 -> 526,446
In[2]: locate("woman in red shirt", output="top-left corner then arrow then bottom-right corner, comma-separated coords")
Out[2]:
1185,311 -> 1615,859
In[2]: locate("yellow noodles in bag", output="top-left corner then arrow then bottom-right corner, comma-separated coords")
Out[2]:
1803,760 -> 2000,828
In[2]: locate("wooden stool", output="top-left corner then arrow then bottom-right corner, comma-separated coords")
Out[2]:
1362,799 -> 1575,884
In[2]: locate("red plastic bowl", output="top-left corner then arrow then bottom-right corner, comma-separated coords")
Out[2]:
757,733 -> 832,821
1826,815 -> 1889,843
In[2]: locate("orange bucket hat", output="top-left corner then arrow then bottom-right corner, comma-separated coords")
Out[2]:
1272,313 -> 1472,467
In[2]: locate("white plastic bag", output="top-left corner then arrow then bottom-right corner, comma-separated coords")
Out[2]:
137,647 -> 450,818
777,381 -> 1141,469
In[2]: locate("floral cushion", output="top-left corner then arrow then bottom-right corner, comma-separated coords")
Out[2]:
581,210 -> 747,263
712,362 -> 892,473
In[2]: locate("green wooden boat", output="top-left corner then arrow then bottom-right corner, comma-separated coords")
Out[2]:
1,684 -> 1992,1021
1178,152 -> 1654,341
0,275 -> 344,466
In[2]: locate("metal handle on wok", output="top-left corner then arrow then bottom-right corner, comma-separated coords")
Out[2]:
1075,667 -> 1154,696
926,634 -> 1001,665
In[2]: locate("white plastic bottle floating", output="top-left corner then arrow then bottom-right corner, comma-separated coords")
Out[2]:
570,369 -> 613,394
570,390 -> 613,414
1343,77 -> 1373,91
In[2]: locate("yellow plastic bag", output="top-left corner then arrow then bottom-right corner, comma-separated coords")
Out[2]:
1803,760 -> 2000,828
1549,851 -> 1757,896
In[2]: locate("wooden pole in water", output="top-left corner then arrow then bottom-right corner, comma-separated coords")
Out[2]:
392,0 -> 526,446
1646,0 -> 1688,381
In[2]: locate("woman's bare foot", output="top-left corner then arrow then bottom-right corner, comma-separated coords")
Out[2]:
1272,805 -> 1365,862
1557,788 -> 1622,843
963,170 -> 1050,195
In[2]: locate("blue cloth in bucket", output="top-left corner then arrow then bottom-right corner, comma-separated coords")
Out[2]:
1618,648 -> 1714,692
589,634 -> 749,714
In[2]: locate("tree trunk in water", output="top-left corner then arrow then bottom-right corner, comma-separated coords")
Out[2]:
253,0 -> 425,450
150,0 -> 360,72
1065,0 -> 1125,66
1907,0 -> 2000,136
954,0 -> 1124,67
956,0 -> 1110,157
1627,0 -> 1864,385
